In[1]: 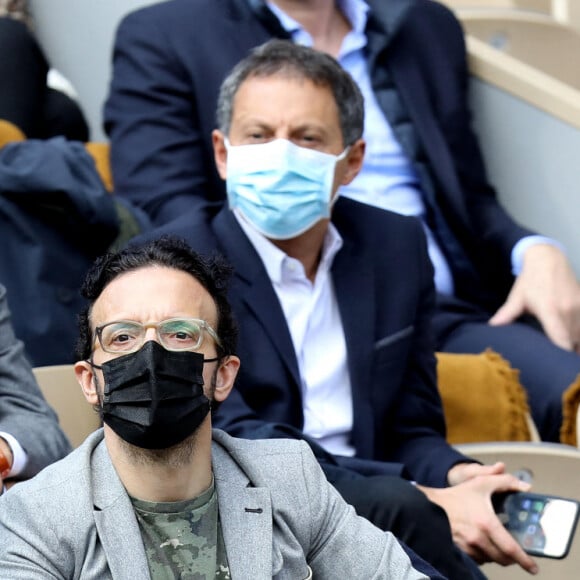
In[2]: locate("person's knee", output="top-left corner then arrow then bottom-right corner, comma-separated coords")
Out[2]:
381,479 -> 449,532
338,476 -> 450,535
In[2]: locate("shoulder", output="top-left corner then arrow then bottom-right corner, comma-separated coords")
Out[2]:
212,429 -> 318,483
368,0 -> 465,65
212,428 -> 308,461
401,0 -> 464,33
0,432 -> 119,575
133,210 -> 219,255
333,197 -> 425,245
402,0 -> 466,56
0,431 -> 103,509
331,199 -> 434,293
368,0 -> 461,31
118,0 -> 238,30
115,0 -> 191,42
0,433 -> 103,553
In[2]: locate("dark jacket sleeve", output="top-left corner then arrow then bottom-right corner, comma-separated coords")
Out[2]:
0,285 -> 71,479
104,6 -> 217,225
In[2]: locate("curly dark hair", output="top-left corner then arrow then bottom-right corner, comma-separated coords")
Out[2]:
76,236 -> 238,362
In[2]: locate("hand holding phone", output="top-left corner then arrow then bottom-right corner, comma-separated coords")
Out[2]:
493,491 -> 580,559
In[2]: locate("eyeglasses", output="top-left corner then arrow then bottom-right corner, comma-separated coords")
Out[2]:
94,318 -> 221,355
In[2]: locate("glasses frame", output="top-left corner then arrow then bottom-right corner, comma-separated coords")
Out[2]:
94,317 -> 221,355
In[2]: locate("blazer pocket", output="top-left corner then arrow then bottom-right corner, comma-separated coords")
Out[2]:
374,325 -> 414,351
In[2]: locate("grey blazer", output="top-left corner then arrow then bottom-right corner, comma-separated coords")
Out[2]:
0,429 -> 436,579
0,284 -> 71,479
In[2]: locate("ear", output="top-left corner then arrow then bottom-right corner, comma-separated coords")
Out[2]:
212,129 -> 228,180
212,355 -> 240,403
340,139 -> 365,186
74,360 -> 100,406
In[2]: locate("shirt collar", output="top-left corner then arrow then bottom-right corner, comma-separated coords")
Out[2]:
266,0 -> 369,49
233,209 -> 343,285
340,0 -> 369,36
266,1 -> 301,35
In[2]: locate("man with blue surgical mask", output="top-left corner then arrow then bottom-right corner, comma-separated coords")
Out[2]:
223,137 -> 350,241
107,0 -> 580,453
151,40 -> 539,578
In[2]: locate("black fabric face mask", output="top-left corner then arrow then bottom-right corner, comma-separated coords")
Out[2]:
97,340 -> 212,449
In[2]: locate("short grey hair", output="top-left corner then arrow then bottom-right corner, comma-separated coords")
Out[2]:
216,39 -> 364,146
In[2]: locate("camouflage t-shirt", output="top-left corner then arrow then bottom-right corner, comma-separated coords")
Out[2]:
131,481 -> 230,579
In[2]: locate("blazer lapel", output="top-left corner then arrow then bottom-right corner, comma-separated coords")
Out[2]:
331,212 -> 377,458
91,443 -> 151,579
365,0 -> 470,225
388,52 -> 471,225
213,210 -> 302,387
213,444 -> 273,578
243,0 -> 293,39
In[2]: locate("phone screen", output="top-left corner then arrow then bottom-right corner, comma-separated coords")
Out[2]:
496,492 -> 580,559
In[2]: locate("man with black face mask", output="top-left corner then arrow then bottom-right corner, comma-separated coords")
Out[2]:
0,237 -> 443,579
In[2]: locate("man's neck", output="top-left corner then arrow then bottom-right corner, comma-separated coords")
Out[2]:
270,220 -> 328,282
104,425 -> 214,503
269,0 -> 351,56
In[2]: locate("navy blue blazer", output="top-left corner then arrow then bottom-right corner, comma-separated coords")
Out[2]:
145,198 -> 470,488
105,0 -> 532,311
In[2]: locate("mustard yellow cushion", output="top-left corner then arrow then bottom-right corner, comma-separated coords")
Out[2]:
561,374 -> 580,447
84,142 -> 113,192
436,349 -> 532,444
0,126 -> 113,193
0,119 -> 25,147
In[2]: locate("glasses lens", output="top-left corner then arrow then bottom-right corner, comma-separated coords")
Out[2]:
100,321 -> 144,353
158,319 -> 203,351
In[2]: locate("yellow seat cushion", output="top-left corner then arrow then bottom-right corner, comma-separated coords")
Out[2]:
84,142 -> 113,192
561,374 -> 580,447
0,119 -> 25,147
0,120 -> 113,192
437,349 -> 533,444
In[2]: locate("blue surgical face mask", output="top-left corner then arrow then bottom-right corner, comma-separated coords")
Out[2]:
224,138 -> 349,240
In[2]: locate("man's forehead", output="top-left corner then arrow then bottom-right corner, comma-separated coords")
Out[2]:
91,267 -> 217,324
237,72 -> 332,98
232,74 -> 339,126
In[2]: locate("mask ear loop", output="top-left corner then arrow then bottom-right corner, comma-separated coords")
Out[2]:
331,145 -> 351,208
336,145 -> 351,162
86,359 -> 103,370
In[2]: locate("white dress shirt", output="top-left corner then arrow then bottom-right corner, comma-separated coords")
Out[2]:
0,431 -> 27,478
234,210 -> 356,456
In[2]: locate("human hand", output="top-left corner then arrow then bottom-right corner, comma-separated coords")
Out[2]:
489,244 -> 580,352
418,474 -> 539,574
447,461 -> 505,486
0,436 -> 13,494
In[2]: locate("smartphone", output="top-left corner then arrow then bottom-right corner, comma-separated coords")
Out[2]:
493,491 -> 580,558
